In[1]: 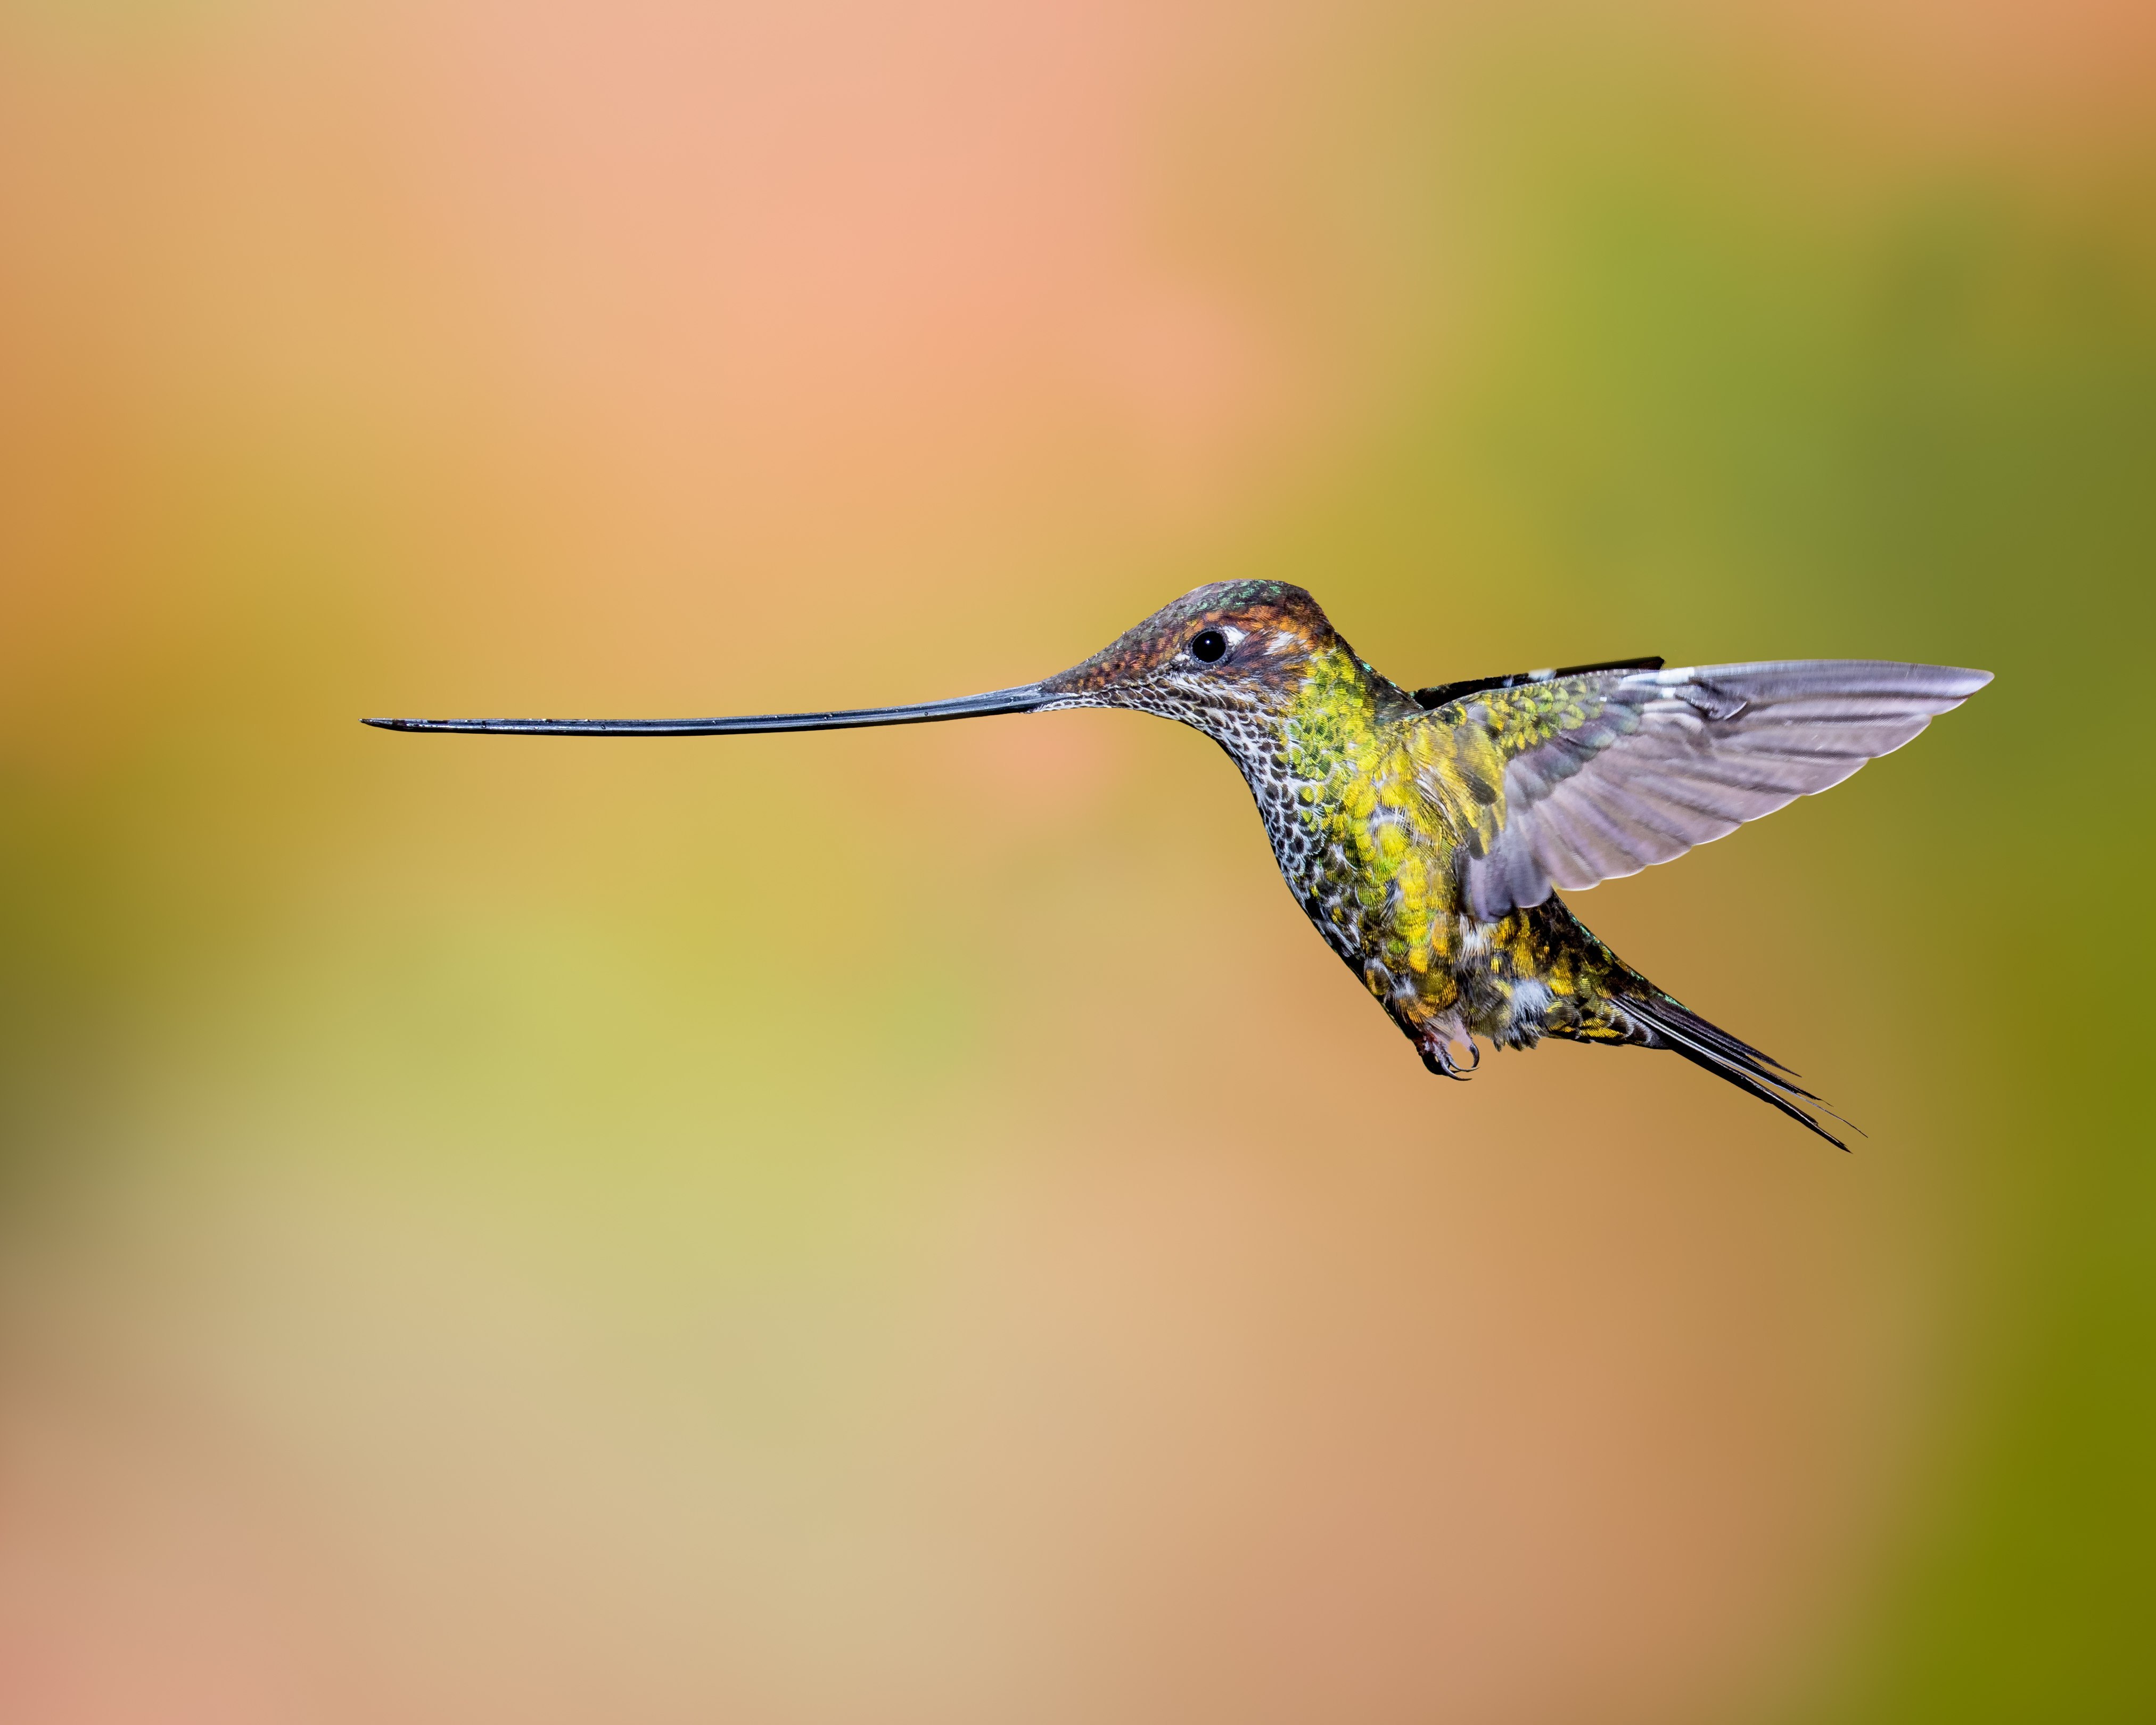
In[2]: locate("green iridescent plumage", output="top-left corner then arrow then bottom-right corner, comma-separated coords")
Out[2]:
1032,580 -> 1989,1146
369,579 -> 1990,1147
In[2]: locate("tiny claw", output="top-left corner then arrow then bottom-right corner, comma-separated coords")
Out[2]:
1419,1031 -> 1481,1080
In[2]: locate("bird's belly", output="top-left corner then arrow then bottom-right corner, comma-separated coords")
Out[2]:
1254,763 -> 1573,1046
1276,834 -> 1455,1005
1274,833 -> 1592,1053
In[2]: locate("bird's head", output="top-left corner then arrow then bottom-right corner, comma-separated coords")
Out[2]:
1036,581 -> 1344,733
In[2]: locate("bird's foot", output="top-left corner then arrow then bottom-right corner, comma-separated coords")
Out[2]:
1417,1022 -> 1482,1080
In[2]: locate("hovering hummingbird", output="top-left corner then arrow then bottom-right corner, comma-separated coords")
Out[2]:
368,582 -> 1989,1147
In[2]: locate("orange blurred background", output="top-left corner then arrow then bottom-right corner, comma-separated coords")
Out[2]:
1,2 -> 2149,1721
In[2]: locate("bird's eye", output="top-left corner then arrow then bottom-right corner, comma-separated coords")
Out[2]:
1190,629 -> 1229,663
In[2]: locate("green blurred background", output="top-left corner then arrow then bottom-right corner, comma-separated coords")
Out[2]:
1,1 -> 2148,1720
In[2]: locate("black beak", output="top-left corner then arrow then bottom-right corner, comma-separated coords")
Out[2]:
361,682 -> 1051,736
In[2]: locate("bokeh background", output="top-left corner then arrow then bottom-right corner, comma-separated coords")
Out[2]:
1,1 -> 2149,1720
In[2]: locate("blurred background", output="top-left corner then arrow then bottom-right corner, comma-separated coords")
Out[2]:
1,1 -> 2149,1720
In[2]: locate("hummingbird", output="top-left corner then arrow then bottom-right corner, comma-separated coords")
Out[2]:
368,581 -> 1989,1148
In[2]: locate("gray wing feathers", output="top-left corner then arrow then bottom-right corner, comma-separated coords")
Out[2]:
1461,660 -> 1990,921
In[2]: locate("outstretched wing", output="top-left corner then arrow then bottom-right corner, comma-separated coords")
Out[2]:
1411,660 -> 1992,922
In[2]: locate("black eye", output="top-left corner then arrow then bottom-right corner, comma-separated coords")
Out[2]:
1190,629 -> 1229,663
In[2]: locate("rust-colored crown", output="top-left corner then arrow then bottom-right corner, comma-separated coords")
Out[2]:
1041,580 -> 1336,699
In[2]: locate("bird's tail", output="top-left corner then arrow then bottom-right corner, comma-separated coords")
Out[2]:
1510,894 -> 1857,1149
1618,988 -> 1856,1151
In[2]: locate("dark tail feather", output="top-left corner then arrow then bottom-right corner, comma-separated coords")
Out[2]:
1624,992 -> 1859,1152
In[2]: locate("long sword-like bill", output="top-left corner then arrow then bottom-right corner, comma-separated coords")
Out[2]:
362,683 -> 1050,736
